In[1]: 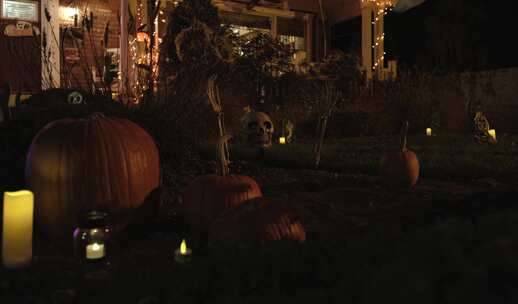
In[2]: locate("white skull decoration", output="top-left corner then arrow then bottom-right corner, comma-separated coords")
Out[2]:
244,111 -> 274,149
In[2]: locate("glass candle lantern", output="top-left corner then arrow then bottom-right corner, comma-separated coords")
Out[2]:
73,211 -> 112,263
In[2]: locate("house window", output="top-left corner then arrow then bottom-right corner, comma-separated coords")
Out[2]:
220,11 -> 271,37
1,0 -> 38,22
277,16 -> 305,52
219,9 -> 312,62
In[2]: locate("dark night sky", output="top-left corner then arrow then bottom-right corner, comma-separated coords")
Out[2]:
332,0 -> 518,72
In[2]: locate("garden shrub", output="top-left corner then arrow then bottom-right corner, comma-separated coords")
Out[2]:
158,0 -> 306,143
355,70 -> 440,135
288,50 -> 362,140
158,0 -> 238,142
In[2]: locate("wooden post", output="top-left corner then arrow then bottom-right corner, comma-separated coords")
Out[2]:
271,15 -> 278,39
304,13 -> 314,62
120,0 -> 129,103
361,2 -> 373,81
374,11 -> 384,79
41,0 -> 60,89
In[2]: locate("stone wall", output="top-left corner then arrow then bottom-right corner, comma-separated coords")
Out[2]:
459,67 -> 518,134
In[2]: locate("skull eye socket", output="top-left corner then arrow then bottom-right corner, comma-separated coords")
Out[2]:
264,121 -> 272,130
248,122 -> 258,129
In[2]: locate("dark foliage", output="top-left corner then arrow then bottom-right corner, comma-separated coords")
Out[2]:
160,0 -> 234,76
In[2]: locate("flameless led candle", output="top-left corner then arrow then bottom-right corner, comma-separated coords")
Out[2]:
488,129 -> 496,141
426,128 -> 432,136
2,190 -> 34,269
174,239 -> 192,264
86,242 -> 105,260
279,137 -> 286,144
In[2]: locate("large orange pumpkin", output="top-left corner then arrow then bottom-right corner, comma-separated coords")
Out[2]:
182,135 -> 262,238
183,175 -> 262,233
379,121 -> 420,188
209,197 -> 306,245
25,113 -> 160,245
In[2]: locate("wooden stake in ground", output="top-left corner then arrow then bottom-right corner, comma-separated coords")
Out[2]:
313,80 -> 338,168
217,134 -> 232,176
207,74 -> 230,167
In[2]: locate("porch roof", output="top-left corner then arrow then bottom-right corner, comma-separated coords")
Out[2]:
286,0 -> 361,25
226,0 -> 427,24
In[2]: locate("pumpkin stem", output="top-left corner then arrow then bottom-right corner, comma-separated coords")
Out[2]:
217,135 -> 232,177
400,121 -> 409,152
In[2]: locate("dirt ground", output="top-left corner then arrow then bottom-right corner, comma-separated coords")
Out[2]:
174,160 -> 518,242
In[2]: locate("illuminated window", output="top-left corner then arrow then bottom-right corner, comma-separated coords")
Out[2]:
277,16 -> 305,52
220,11 -> 271,38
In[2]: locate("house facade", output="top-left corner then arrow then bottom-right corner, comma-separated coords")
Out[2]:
0,0 -> 417,101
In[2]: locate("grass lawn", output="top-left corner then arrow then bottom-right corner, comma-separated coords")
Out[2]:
205,134 -> 518,182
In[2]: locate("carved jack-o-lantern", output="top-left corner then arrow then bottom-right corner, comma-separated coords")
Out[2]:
244,111 -> 274,149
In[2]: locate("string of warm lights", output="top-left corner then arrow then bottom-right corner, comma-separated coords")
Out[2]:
130,0 -> 167,103
132,0 -> 149,103
362,0 -> 394,72
130,37 -> 146,103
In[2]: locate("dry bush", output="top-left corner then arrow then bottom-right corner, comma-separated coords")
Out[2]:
355,70 -> 443,135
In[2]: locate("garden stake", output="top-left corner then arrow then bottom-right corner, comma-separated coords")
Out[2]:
313,81 -> 338,168
207,74 -> 230,162
217,135 -> 232,177
400,121 -> 409,151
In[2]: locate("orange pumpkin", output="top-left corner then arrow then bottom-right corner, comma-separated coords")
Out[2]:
209,197 -> 306,245
183,175 -> 262,233
25,113 -> 160,245
182,135 -> 262,237
379,121 -> 420,188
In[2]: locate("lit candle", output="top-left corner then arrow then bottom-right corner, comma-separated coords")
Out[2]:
86,242 -> 105,260
2,190 -> 34,269
279,137 -> 286,144
426,128 -> 432,136
488,129 -> 496,141
174,239 -> 192,264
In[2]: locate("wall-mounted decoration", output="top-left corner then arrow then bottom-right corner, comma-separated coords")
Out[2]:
63,47 -> 80,63
3,21 -> 39,36
1,0 -> 38,22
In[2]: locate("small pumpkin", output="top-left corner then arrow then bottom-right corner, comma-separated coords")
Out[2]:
182,135 -> 262,238
379,121 -> 420,188
209,197 -> 306,245
25,113 -> 160,246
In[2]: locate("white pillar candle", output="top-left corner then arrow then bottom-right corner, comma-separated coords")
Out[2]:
86,243 -> 105,260
2,190 -> 34,269
426,128 -> 432,136
279,137 -> 286,144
